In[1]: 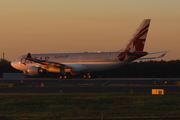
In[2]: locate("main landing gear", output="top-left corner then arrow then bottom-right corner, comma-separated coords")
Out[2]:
83,73 -> 94,79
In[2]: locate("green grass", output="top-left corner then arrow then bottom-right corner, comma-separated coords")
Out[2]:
0,93 -> 180,119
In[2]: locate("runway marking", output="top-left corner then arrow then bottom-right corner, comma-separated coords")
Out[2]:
102,80 -> 111,85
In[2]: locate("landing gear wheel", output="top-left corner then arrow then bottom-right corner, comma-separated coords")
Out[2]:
59,75 -> 63,79
59,73 -> 71,79
87,75 -> 91,79
63,75 -> 67,79
83,74 -> 87,79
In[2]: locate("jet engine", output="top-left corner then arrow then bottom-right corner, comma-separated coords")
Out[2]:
27,66 -> 47,77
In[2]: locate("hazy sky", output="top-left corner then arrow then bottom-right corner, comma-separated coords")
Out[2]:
1,0 -> 180,61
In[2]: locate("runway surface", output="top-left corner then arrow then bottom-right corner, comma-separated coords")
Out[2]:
1,78 -> 180,80
1,86 -> 180,93
0,78 -> 180,93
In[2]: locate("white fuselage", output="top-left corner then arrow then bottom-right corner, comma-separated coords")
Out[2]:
11,52 -> 130,73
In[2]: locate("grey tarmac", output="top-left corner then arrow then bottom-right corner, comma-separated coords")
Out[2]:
0,86 -> 180,93
0,78 -> 180,93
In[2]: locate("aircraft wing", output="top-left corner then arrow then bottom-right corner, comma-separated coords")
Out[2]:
137,51 -> 168,60
25,53 -> 71,69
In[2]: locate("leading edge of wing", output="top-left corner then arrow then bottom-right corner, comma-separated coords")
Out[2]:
137,51 -> 169,60
25,53 -> 71,69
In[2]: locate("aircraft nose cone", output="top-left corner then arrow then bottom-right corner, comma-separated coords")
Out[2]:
11,60 -> 19,70
11,61 -> 15,68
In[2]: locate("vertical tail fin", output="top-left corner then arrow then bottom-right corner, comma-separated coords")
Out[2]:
119,19 -> 151,52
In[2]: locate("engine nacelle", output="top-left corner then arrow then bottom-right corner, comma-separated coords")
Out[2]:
27,66 -> 47,77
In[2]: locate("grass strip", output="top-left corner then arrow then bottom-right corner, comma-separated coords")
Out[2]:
0,93 -> 180,119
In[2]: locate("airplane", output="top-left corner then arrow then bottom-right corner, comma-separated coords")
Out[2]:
11,19 -> 168,79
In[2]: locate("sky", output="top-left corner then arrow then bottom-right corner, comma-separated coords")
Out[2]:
0,0 -> 180,61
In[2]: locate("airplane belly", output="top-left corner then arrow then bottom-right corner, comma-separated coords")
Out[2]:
82,62 -> 129,71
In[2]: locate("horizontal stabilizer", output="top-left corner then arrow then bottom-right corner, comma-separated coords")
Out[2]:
125,51 -> 148,57
124,51 -> 148,60
147,51 -> 169,55
137,52 -> 168,60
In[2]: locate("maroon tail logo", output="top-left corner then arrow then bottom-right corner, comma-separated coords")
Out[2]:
118,23 -> 150,61
124,24 -> 149,52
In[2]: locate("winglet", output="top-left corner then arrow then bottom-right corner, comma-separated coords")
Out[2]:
27,53 -> 31,58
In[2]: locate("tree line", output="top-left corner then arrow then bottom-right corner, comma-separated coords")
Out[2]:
0,59 -> 22,77
1,59 -> 180,78
94,60 -> 180,78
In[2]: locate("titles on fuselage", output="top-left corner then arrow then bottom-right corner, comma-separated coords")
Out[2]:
54,55 -> 69,58
21,56 -> 49,65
